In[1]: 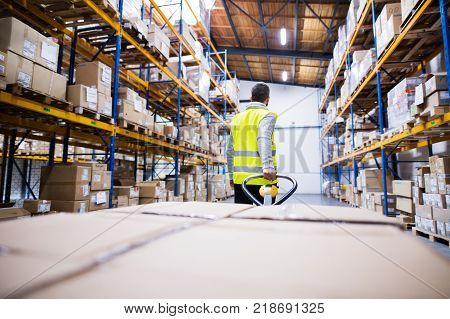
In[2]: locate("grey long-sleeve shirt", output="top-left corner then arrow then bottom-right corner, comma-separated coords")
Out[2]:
226,102 -> 276,179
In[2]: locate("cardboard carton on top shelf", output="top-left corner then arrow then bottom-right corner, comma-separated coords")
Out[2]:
76,61 -> 112,96
36,36 -> 59,72
0,17 -> 40,61
51,200 -> 88,213
32,64 -> 67,100
4,50 -> 33,87
23,200 -> 51,214
67,84 -> 98,111
425,74 -> 448,96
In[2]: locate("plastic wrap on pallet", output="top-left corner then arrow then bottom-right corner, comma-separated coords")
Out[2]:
357,49 -> 375,83
349,62 -> 359,95
375,3 -> 402,57
346,0 -> 359,43
387,77 -> 422,129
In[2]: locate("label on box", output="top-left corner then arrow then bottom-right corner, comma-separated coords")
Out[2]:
82,184 -> 90,196
79,202 -> 87,213
23,39 -> 36,59
93,173 -> 101,182
95,191 -> 107,204
41,41 -> 58,64
436,221 -> 446,236
85,87 -> 97,103
81,168 -> 90,181
17,71 -> 31,87
0,65 -> 4,76
134,99 -> 143,112
130,187 -> 139,198
101,66 -> 111,84
38,203 -> 51,213
0,53 -> 4,62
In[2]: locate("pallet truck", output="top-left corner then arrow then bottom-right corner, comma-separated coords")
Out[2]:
242,174 -> 298,206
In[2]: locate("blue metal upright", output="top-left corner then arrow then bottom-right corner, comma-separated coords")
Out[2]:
439,0 -> 450,93
68,27 -> 78,85
371,0 -> 389,216
173,0 -> 183,197
108,0 -> 124,207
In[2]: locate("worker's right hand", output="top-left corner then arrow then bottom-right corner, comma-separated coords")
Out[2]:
263,168 -> 277,181
230,180 -> 234,188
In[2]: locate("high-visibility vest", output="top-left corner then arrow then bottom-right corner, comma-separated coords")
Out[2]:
231,106 -> 278,185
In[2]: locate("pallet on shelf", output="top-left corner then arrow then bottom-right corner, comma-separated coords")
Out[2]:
118,119 -> 148,135
74,106 -> 114,124
412,227 -> 450,246
6,84 -> 73,111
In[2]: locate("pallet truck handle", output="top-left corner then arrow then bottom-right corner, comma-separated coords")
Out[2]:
241,174 -> 298,206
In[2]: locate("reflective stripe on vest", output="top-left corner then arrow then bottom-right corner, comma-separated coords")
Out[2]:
231,107 -> 278,185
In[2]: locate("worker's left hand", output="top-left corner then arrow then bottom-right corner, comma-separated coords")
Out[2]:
263,168 -> 277,181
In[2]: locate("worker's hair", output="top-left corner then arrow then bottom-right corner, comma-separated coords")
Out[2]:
251,82 -> 270,103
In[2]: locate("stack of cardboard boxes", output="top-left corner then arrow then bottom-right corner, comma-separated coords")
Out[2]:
67,61 -> 112,117
414,156 -> 450,237
412,73 -> 449,119
147,24 -> 170,61
23,199 -> 51,214
138,180 -> 167,204
83,163 -> 111,212
375,3 -> 402,58
0,17 -> 66,100
393,180 -> 414,220
357,169 -> 394,214
117,86 -> 152,128
113,186 -> 140,207
40,164 -> 91,213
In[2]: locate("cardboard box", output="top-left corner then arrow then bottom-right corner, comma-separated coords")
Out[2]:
0,17 -> 40,61
91,171 -> 112,191
147,24 -> 170,60
430,174 -> 439,194
139,198 -> 158,205
437,174 -> 450,195
396,196 -> 414,214
360,169 -> 393,192
114,195 -> 129,208
4,50 -> 33,87
415,204 -> 433,219
412,186 -> 423,204
0,50 -> 7,77
78,162 -> 107,171
51,200 -> 88,213
435,157 -> 450,175
432,207 -> 450,223
435,220 -> 447,237
32,64 -> 66,100
36,36 -> 59,72
414,83 -> 425,106
425,74 -> 448,96
97,92 -> 112,117
128,197 -> 140,206
392,180 -> 413,198
118,99 -> 144,126
23,199 -> 51,214
40,183 -> 90,201
113,186 -> 139,198
425,90 -> 449,108
76,61 -> 111,96
0,207 -> 31,220
138,181 -> 166,199
67,84 -> 98,110
89,191 -> 109,211
166,177 -> 185,195
40,164 -> 91,185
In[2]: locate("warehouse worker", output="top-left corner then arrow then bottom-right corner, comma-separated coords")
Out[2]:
227,82 -> 278,204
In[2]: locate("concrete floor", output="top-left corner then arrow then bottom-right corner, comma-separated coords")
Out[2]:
226,193 -> 450,260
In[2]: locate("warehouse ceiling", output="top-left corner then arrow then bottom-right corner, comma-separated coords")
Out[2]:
210,0 -> 349,87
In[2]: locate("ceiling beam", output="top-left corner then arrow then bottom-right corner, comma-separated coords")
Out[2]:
220,0 -> 253,80
256,0 -> 273,83
217,47 -> 332,60
302,0 -> 330,30
239,78 -> 325,88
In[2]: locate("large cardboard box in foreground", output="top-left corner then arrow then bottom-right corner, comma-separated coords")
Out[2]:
0,203 -> 449,298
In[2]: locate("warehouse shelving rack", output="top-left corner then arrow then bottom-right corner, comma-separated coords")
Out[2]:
0,0 -> 237,206
319,0 -> 450,215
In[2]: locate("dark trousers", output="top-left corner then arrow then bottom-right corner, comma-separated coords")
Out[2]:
234,183 -> 275,205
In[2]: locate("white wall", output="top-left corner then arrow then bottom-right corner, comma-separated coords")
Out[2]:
238,80 -> 322,194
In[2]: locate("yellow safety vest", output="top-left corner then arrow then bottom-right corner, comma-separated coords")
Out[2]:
231,106 -> 278,185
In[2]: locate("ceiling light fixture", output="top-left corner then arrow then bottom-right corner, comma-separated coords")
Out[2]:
282,71 -> 288,82
280,27 -> 287,45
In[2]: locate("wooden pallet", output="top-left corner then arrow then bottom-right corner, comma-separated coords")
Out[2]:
7,84 -> 73,111
412,227 -> 450,246
118,119 -> 148,134
74,106 -> 113,124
